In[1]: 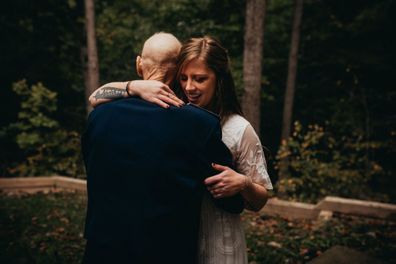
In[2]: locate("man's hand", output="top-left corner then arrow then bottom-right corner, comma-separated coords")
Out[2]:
128,80 -> 185,108
204,163 -> 246,198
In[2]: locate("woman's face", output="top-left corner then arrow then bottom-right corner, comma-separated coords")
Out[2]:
179,59 -> 216,108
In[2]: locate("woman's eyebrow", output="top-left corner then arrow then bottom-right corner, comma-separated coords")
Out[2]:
193,74 -> 208,77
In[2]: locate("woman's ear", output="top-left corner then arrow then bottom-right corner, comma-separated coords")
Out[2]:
136,56 -> 143,77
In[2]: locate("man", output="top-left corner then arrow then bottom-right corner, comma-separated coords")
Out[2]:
82,32 -> 243,263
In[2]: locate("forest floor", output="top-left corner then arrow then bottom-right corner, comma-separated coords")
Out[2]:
0,192 -> 395,264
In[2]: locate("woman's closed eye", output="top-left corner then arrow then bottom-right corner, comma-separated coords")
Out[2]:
195,76 -> 208,83
180,75 -> 188,82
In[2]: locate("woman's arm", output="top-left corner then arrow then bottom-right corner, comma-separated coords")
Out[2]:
89,80 -> 185,108
89,82 -> 128,107
204,124 -> 273,212
204,164 -> 268,212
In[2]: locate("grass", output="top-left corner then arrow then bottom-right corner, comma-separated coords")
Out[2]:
1,192 -> 395,263
243,212 -> 396,263
0,192 -> 86,264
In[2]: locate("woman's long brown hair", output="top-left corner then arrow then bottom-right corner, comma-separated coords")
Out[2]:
175,36 -> 243,124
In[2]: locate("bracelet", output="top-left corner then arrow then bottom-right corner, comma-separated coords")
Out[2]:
125,81 -> 132,97
241,176 -> 252,191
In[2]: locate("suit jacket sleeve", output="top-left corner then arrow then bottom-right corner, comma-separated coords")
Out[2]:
204,122 -> 244,214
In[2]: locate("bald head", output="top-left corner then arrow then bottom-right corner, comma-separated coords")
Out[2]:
142,33 -> 181,64
136,32 -> 181,84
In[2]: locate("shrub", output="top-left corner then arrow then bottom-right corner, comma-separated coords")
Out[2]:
275,121 -> 386,203
2,80 -> 84,177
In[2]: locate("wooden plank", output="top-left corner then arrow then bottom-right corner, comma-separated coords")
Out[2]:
260,198 -> 319,220
53,176 -> 86,192
0,177 -> 55,189
316,196 -> 396,220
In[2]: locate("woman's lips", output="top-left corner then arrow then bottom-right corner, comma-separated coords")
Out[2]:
187,93 -> 201,102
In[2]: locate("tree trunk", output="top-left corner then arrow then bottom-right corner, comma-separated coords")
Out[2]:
281,0 -> 304,141
278,0 -> 304,187
84,0 -> 99,115
242,0 -> 266,135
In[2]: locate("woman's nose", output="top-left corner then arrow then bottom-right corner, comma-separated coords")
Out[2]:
185,79 -> 195,91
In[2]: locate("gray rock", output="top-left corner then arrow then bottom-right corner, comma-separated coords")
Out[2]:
307,246 -> 384,264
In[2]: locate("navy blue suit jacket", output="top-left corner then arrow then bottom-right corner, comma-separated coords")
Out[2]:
81,97 -> 244,263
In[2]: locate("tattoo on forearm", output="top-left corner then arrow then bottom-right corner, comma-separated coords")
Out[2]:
93,87 -> 126,100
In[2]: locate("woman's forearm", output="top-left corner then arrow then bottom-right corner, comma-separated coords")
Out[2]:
89,80 -> 184,108
205,163 -> 269,212
240,179 -> 268,212
89,82 -> 129,107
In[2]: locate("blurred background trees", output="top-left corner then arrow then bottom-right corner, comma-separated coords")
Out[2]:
0,0 -> 395,203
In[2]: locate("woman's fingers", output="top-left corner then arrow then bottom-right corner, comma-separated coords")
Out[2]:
205,164 -> 242,199
211,185 -> 232,198
159,92 -> 184,107
151,98 -> 169,109
206,176 -> 232,198
157,83 -> 174,95
204,174 -> 222,186
211,163 -> 229,172
155,83 -> 185,105
160,90 -> 184,105
134,80 -> 185,107
206,170 -> 246,199
207,181 -> 225,191
143,92 -> 183,108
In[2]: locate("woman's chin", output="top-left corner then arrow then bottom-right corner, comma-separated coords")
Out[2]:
188,98 -> 201,106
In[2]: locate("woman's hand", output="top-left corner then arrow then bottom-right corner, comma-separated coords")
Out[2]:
128,80 -> 185,108
204,163 -> 246,198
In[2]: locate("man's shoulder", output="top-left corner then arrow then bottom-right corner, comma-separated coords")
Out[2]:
182,103 -> 220,121
88,97 -> 144,121
93,97 -> 146,112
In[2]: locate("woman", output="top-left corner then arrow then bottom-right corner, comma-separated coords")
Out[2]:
176,36 -> 272,264
90,36 -> 273,263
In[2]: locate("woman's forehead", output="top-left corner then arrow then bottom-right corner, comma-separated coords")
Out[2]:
181,58 -> 211,73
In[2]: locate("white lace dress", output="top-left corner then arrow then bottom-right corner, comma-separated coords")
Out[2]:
198,114 -> 273,264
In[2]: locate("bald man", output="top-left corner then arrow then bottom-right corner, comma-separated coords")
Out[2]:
81,32 -> 244,263
89,32 -> 184,108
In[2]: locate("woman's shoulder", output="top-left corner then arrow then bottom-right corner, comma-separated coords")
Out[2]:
222,114 -> 250,132
221,115 -> 252,150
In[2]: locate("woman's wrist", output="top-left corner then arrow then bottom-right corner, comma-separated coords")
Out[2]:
240,175 -> 253,193
126,81 -> 138,97
125,81 -> 132,97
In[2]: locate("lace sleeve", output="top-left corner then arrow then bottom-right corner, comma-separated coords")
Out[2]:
235,124 -> 273,190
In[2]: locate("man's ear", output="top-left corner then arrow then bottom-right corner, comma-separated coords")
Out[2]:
136,56 -> 143,77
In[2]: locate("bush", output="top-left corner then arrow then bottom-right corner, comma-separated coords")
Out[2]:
275,121 -> 386,203
2,80 -> 85,177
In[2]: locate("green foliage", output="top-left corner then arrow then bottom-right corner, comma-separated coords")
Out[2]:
3,80 -> 84,177
0,0 -> 395,200
95,0 -> 245,84
275,121 -> 387,203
